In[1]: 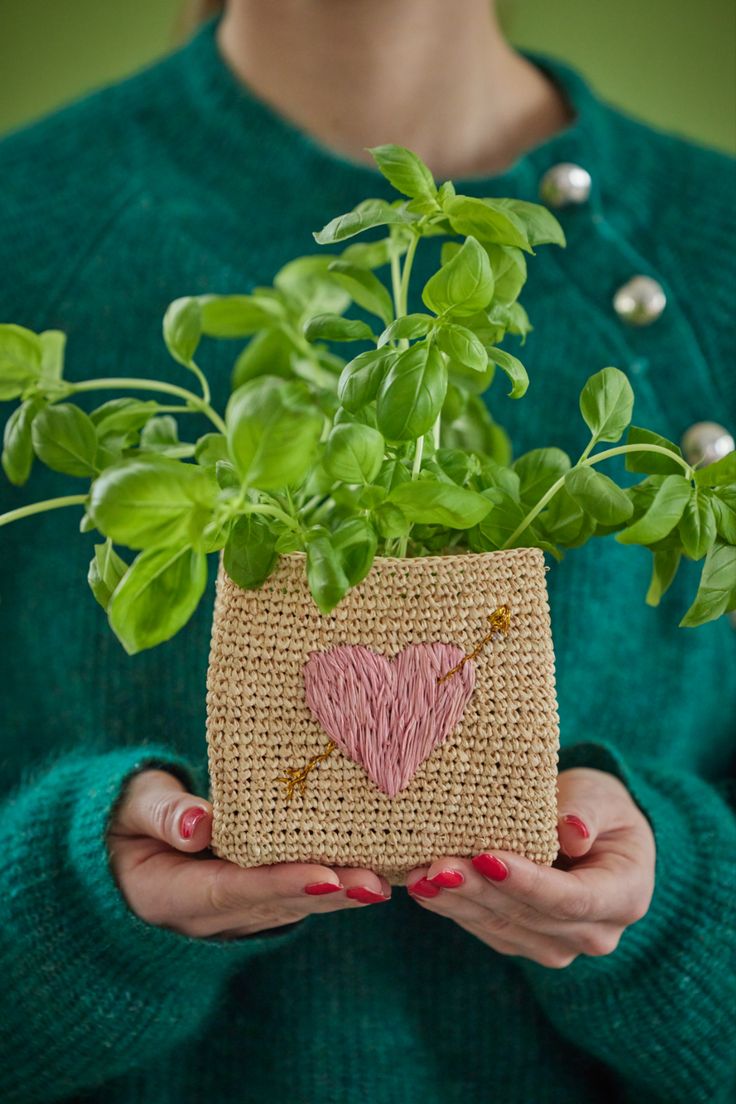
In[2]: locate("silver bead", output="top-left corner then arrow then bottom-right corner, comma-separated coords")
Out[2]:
613,275 -> 667,326
681,421 -> 735,467
539,163 -> 592,208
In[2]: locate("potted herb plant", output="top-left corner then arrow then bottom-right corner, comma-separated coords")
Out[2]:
1,146 -> 734,882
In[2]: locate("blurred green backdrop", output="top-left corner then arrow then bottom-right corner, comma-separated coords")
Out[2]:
1,0 -> 734,153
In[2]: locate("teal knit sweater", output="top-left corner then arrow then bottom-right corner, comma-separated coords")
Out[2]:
1,18 -> 734,1104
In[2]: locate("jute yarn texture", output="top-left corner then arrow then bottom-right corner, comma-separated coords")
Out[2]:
206,548 -> 560,884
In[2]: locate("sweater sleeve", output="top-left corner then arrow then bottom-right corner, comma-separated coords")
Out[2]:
521,740 -> 736,1104
2,744 -> 309,1104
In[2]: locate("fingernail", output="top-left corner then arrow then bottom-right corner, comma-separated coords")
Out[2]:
430,869 -> 465,889
408,877 -> 440,899
472,854 -> 509,882
180,807 -> 207,839
561,814 -> 590,839
345,887 -> 389,904
304,882 -> 342,895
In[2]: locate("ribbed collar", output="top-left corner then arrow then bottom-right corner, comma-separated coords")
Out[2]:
161,16 -> 613,209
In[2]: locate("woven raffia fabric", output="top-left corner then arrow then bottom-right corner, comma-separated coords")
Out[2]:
206,548 -> 560,883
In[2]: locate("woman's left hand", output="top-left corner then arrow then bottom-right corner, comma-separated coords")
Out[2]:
405,767 -> 655,968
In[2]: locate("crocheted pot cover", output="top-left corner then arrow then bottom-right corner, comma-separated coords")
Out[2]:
206,548 -> 560,884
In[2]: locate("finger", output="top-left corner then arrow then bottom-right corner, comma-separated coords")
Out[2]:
333,867 -> 392,904
556,767 -> 635,859
111,768 -> 212,853
468,850 -> 605,923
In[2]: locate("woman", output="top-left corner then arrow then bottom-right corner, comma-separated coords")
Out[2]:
0,1 -> 734,1101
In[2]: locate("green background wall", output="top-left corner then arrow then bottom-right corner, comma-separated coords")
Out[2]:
1,0 -> 734,153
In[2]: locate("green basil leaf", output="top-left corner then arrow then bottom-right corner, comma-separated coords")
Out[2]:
376,343 -> 447,440
368,144 -> 437,200
39,330 -> 66,384
387,480 -> 492,527
313,199 -> 412,245
325,259 -> 394,325
223,513 -> 278,590
377,314 -> 433,348
422,236 -> 494,317
303,314 -> 375,343
680,541 -> 736,627
90,399 -> 160,441
712,487 -> 736,544
476,490 -> 556,553
579,367 -> 634,445
443,196 -> 531,251
323,423 -> 385,484
199,294 -> 284,337
645,549 -> 681,607
436,323 -> 487,373
512,448 -> 571,508
341,237 -> 404,270
487,346 -> 529,399
232,328 -> 295,388
487,301 -> 532,341
108,545 -> 208,654
31,403 -> 98,477
88,456 -> 217,549
442,394 -> 509,461
373,502 -> 411,539
87,539 -> 128,611
491,198 -> 566,247
226,376 -> 323,489
484,245 -> 527,304
305,531 -> 350,613
332,517 -> 377,586
0,324 -> 42,400
565,466 -> 634,526
540,486 -> 593,546
2,398 -> 42,485
693,451 -> 736,488
374,458 -> 411,492
616,474 -> 692,546
624,425 -> 685,475
274,255 -> 351,315
336,347 -> 394,412
215,459 -> 239,491
162,297 -> 201,366
678,487 -> 717,559
140,415 -> 179,451
194,433 -> 229,469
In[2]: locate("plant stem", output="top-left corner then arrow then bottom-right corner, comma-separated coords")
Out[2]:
585,443 -> 693,476
243,503 -> 300,530
389,233 -> 403,321
71,378 -> 227,435
398,233 -> 420,318
188,359 -> 211,405
500,443 -> 694,550
0,494 -> 87,528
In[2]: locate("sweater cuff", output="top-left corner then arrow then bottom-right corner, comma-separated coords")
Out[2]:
68,745 -> 309,979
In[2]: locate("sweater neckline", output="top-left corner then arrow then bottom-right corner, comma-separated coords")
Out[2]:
168,17 -> 607,204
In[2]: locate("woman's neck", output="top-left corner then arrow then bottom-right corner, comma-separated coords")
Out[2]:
217,0 -> 572,179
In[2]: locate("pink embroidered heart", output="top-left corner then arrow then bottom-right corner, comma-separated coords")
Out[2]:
304,643 -> 475,796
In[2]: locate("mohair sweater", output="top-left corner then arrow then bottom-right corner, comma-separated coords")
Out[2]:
1,17 -> 735,1104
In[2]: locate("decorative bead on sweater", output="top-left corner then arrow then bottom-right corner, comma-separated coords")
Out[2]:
0,17 -> 734,1104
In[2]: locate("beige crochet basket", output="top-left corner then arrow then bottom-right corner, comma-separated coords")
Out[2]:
206,548 -> 560,884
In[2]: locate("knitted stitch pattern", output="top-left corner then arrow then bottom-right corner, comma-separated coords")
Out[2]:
0,17 -> 734,1104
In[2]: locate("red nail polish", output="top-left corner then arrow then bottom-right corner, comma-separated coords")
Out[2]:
304,882 -> 342,895
408,877 -> 440,898
562,814 -> 590,839
345,887 -> 389,904
430,870 -> 465,889
472,854 -> 509,882
180,807 -> 207,839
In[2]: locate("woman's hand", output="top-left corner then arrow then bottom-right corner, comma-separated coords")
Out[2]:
405,767 -> 655,968
108,769 -> 391,939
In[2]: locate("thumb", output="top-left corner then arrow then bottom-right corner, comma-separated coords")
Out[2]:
556,767 -> 601,859
112,768 -> 213,853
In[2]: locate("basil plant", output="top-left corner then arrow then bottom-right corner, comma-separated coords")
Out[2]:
1,146 -> 734,653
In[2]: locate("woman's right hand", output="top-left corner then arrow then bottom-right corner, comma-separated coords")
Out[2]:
107,769 -> 391,939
